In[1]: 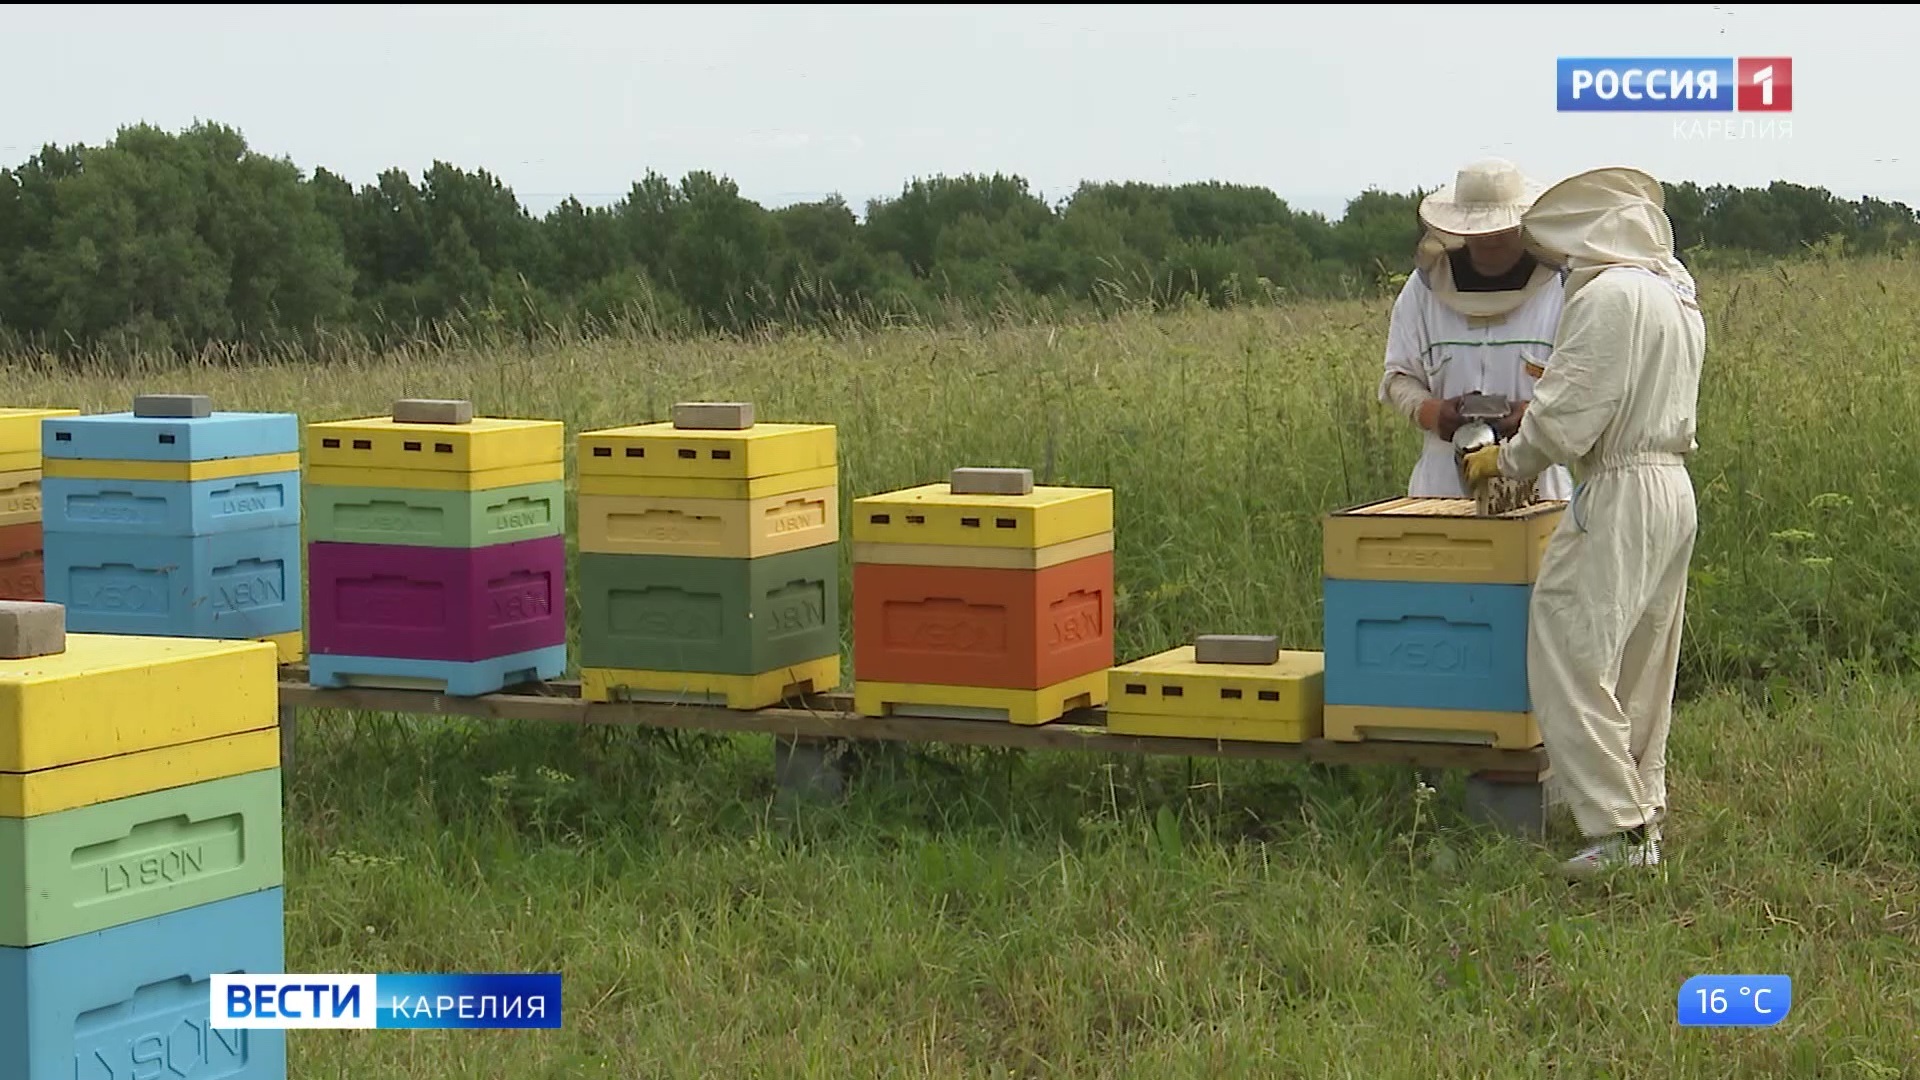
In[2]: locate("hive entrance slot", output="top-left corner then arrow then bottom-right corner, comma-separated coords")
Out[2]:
1355,726 -> 1496,746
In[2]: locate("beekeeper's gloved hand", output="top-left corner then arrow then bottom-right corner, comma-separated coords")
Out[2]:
1463,444 -> 1504,486
1418,396 -> 1466,440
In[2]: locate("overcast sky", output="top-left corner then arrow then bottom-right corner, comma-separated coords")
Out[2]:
4,4 -> 1913,220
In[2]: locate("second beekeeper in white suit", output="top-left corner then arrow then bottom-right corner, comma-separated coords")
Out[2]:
1463,166 -> 1706,877
1379,159 -> 1574,501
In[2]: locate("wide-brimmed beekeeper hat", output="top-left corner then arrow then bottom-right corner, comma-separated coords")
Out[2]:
1521,165 -> 1697,305
1520,165 -> 1669,266
1418,158 -> 1545,237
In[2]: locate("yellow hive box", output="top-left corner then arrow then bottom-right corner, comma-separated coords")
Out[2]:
582,655 -> 841,711
1323,704 -> 1542,750
853,483 -> 1113,550
1323,497 -> 1566,585
262,630 -> 303,666
577,487 -> 838,558
853,532 -> 1113,571
0,470 -> 42,529
0,614 -> 279,812
578,466 -> 835,501
1,728 -> 278,817
42,451 -> 300,484
307,460 -> 563,492
854,670 -> 1107,726
0,407 -> 82,473
1105,642 -> 1325,743
306,403 -> 564,491
578,420 -> 836,482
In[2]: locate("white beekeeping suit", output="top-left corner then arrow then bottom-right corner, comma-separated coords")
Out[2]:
1378,159 -> 1574,501
1461,166 -> 1706,877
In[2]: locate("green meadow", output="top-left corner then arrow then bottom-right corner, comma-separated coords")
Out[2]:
4,251 -> 1914,1077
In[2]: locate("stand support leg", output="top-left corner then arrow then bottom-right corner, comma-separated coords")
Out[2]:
1464,768 -> 1551,840
774,735 -> 847,802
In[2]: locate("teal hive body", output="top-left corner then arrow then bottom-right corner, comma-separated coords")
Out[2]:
0,886 -> 287,1080
1321,578 -> 1533,713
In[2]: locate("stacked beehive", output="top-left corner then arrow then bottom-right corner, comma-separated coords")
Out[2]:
1106,634 -> 1325,743
1320,496 -> 1565,748
40,395 -> 305,664
304,398 -> 568,697
852,467 -> 1114,725
0,600 -> 286,1080
0,408 -> 81,602
576,402 -> 842,708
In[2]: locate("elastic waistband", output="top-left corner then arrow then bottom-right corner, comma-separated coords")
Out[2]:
1583,451 -> 1687,475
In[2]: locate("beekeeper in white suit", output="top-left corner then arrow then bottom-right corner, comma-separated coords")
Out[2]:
1379,159 -> 1573,501
1463,166 -> 1706,877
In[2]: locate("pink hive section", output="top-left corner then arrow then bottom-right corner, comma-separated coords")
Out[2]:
307,535 -> 567,662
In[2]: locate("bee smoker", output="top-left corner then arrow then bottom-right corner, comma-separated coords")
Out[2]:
1450,391 -> 1536,515
1450,391 -> 1510,459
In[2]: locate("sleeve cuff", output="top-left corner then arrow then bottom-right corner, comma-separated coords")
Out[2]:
1498,439 -> 1543,480
1381,372 -> 1429,423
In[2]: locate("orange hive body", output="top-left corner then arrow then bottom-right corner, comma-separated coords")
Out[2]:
852,551 -> 1115,690
0,521 -> 43,601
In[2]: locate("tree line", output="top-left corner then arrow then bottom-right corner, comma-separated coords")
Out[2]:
3,120 -> 1917,356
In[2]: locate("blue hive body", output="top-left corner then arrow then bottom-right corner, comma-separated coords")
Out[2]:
41,471 -> 303,537
0,887 -> 288,1080
1322,578 -> 1533,713
38,403 -> 304,648
47,526 -> 304,639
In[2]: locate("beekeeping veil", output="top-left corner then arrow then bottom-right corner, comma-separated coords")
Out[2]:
1519,166 -> 1698,309
1413,158 -> 1560,318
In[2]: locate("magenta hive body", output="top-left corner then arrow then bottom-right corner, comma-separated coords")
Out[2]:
307,535 -> 567,663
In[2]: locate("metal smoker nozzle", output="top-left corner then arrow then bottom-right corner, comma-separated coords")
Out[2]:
1454,422 -> 1496,454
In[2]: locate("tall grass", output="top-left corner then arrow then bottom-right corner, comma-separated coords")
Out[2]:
5,250 -> 1916,692
2,251 -> 1915,1077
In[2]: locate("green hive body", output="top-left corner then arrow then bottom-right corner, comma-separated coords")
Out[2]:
0,768 -> 283,947
578,545 -> 841,675
303,480 -> 566,548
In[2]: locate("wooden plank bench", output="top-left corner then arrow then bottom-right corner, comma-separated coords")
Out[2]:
273,667 -> 1559,838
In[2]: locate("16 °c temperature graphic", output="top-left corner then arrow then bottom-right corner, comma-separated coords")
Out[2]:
1677,975 -> 1791,1027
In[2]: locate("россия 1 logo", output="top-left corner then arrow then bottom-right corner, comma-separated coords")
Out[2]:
1557,57 -> 1793,112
